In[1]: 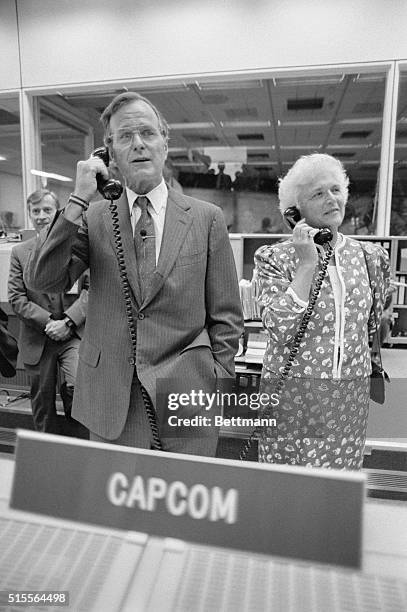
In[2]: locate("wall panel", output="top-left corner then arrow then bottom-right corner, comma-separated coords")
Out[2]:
0,0 -> 20,91
16,0 -> 407,89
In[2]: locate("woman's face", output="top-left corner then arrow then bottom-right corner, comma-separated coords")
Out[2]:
297,166 -> 347,231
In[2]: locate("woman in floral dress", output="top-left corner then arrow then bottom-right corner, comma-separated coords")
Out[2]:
254,154 -> 390,469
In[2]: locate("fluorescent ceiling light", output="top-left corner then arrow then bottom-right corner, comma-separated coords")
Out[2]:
169,122 -> 214,130
0,155 -> 6,161
273,75 -> 344,87
196,80 -> 262,91
31,169 -> 72,182
339,118 -> 382,125
278,120 -> 329,127
220,121 -> 271,128
326,144 -> 370,149
280,145 -> 322,150
395,143 -> 407,148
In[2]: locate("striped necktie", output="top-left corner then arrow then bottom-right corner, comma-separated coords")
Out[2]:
133,196 -> 156,299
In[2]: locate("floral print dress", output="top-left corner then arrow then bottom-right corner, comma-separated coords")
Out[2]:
254,235 -> 390,470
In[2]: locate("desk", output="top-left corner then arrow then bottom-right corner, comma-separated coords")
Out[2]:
0,457 -> 406,581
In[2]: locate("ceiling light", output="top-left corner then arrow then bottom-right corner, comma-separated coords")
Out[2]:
278,120 -> 329,127
0,155 -> 6,161
280,145 -> 322,150
169,122 -> 214,130
326,144 -> 370,149
196,80 -> 262,91
220,121 -> 271,128
273,75 -> 344,87
339,118 -> 382,125
31,169 -> 72,182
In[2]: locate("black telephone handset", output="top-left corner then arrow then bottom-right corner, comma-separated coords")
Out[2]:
92,147 -> 124,201
283,206 -> 333,246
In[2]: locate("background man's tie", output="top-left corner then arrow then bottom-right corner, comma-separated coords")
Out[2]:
133,196 -> 156,299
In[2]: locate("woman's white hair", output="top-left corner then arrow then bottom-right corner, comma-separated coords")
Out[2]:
278,153 -> 349,214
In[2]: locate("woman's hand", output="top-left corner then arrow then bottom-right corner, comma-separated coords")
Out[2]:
292,219 -> 320,267
289,219 -> 320,302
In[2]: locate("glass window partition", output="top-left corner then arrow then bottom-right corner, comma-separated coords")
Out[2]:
34,67 -> 389,234
0,95 -> 23,233
391,69 -> 407,236
38,99 -> 91,206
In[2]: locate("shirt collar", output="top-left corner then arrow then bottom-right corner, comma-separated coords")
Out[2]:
126,179 -> 168,216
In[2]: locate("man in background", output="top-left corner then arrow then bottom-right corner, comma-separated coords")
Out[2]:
8,189 -> 88,436
24,92 -> 243,455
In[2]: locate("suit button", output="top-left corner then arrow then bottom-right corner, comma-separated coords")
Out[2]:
128,357 -> 136,365
138,313 -> 145,320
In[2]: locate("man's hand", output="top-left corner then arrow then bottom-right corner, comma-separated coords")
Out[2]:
74,155 -> 109,202
44,319 -> 72,342
64,155 -> 110,224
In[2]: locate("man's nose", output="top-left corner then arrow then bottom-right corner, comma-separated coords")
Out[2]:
132,131 -> 145,148
326,189 -> 336,202
38,210 -> 48,218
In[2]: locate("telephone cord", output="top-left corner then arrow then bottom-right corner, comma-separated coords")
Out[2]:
109,199 -> 164,451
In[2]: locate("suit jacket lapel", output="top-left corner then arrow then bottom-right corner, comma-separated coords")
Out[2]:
141,188 -> 192,309
103,193 -> 142,306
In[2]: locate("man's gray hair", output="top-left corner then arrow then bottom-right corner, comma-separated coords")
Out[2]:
100,91 -> 169,147
278,153 -> 349,214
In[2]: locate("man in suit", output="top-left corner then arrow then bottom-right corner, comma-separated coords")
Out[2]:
24,92 -> 243,455
8,189 -> 88,435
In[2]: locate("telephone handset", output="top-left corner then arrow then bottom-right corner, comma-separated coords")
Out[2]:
92,147 -> 124,200
283,206 -> 333,246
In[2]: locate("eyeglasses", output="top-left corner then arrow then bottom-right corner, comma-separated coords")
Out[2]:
110,126 -> 162,147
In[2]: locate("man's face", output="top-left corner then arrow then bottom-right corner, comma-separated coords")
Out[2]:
29,195 -> 58,231
109,100 -> 168,194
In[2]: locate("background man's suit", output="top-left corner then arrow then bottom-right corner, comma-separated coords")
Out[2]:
24,187 -> 243,454
9,237 -> 88,434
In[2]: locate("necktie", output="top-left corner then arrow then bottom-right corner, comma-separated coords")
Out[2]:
133,196 -> 156,299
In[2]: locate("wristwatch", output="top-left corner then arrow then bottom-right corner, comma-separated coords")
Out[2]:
63,317 -> 76,331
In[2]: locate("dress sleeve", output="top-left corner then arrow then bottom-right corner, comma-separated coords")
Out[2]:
253,244 -> 309,345
363,242 -> 391,336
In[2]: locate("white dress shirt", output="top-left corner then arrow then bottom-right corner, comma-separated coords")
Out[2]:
126,179 -> 168,264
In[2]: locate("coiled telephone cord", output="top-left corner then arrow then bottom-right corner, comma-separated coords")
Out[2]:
239,243 -> 334,461
109,200 -> 164,451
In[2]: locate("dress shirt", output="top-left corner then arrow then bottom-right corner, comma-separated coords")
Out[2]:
126,179 -> 168,264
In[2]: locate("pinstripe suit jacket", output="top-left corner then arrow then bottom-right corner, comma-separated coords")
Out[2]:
24,188 -> 243,439
9,237 -> 88,366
